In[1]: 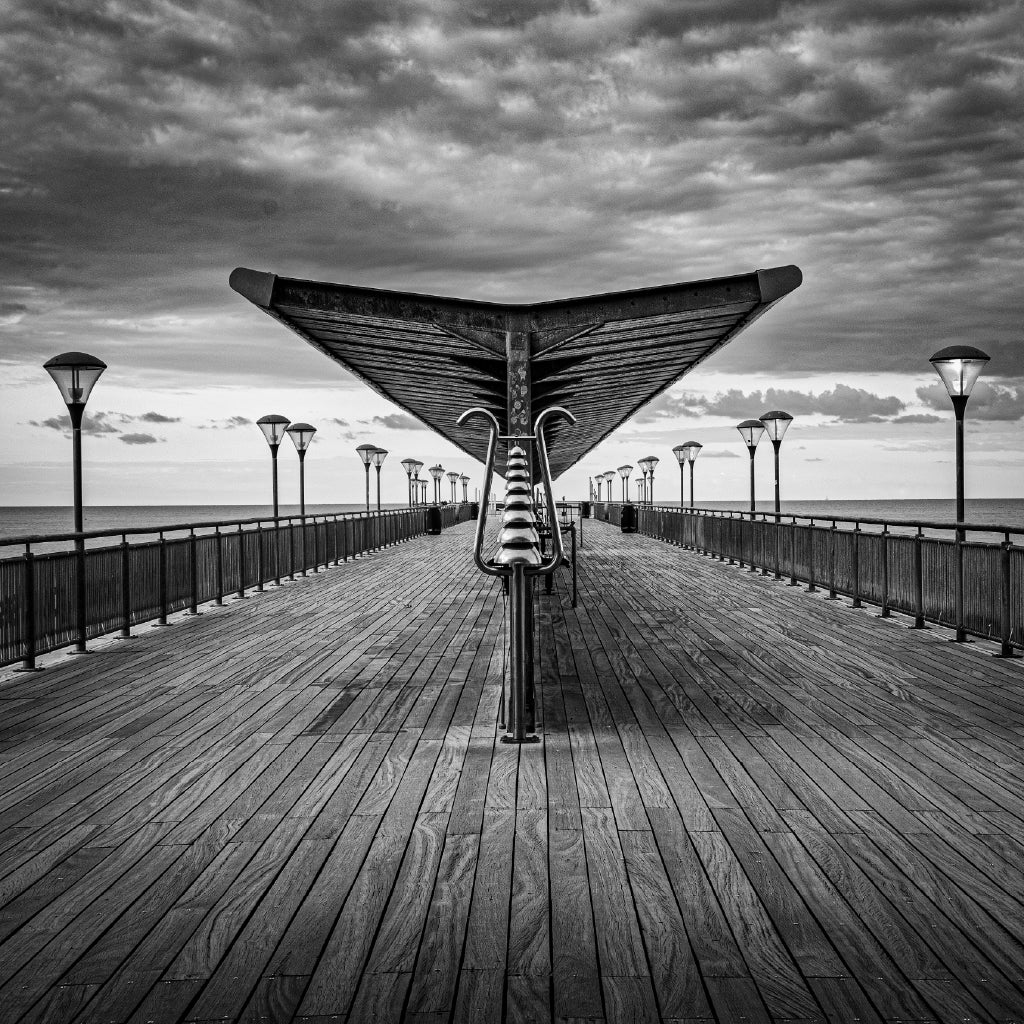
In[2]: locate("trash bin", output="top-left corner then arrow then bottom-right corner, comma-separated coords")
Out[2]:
620,503 -> 637,533
468,502 -> 480,519
580,501 -> 591,518
426,505 -> 443,535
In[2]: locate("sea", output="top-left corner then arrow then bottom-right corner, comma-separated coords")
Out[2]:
2,498 -> 1023,554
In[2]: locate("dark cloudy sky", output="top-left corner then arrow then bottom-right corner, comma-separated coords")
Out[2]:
3,0 -> 1022,507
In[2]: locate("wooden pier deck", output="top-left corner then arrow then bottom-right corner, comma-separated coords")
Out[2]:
2,518 -> 1024,1024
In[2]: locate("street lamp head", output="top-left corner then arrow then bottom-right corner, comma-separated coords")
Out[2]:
447,471 -> 459,483
759,410 -> 793,443
401,457 -> 417,477
929,345 -> 990,398
671,444 -> 687,465
737,419 -> 765,450
429,464 -> 444,481
647,455 -> 659,474
411,460 -> 423,479
371,447 -> 388,467
683,441 -> 702,463
256,413 -> 290,447
617,464 -> 633,480
604,470 -> 615,485
355,442 -> 377,465
637,457 -> 651,474
460,474 -> 470,483
44,352 -> 107,408
286,422 -> 317,452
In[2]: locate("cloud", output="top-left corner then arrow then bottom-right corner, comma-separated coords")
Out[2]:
916,381 -> 1024,421
139,411 -> 181,423
200,415 -> 253,429
330,417 -> 350,427
29,411 -> 120,436
119,432 -> 160,445
370,413 -> 423,430
701,449 -> 741,458
892,413 -> 943,424
638,383 -> 905,423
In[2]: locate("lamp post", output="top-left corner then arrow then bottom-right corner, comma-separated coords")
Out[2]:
637,458 -> 649,503
256,415 -> 290,518
412,460 -> 424,505
356,443 -> 376,510
429,464 -> 444,504
286,423 -> 316,516
673,442 -> 702,508
43,351 -> 106,654
460,474 -> 470,502
736,420 -> 765,513
401,458 -> 417,507
421,479 -> 428,505
758,411 -> 794,517
604,471 -> 615,502
930,345 -> 990,642
618,464 -> 633,502
646,455 -> 659,505
447,470 -> 459,503
595,475 -> 603,501
371,447 -> 388,511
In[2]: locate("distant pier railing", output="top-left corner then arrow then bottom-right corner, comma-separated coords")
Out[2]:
0,504 -> 473,670
592,502 -> 1022,655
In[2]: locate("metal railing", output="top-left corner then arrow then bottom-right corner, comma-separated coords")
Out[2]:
1,503 -> 473,669
592,502 -> 1022,655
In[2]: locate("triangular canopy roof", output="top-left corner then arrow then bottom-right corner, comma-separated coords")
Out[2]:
230,264 -> 801,479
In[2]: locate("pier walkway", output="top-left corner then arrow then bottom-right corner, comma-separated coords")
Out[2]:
1,519 -> 1023,1023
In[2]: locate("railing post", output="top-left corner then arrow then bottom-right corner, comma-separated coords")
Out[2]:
301,516 -> 308,577
189,528 -> 201,613
119,535 -> 132,636
851,523 -> 862,608
879,525 -> 890,617
289,519 -> 296,580
312,517 -> 320,572
157,532 -> 170,624
954,530 -> 966,642
215,528 -> 224,606
827,522 -> 838,600
911,527 -> 926,628
749,515 -> 758,574
999,535 -> 1016,657
806,520 -> 817,593
788,519 -> 799,586
255,523 -> 264,593
237,524 -> 247,599
761,516 -> 771,576
774,516 -> 782,580
74,535 -> 88,654
273,519 -> 282,586
17,547 -> 41,672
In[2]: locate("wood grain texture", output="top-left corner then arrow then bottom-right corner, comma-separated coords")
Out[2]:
1,517 -> 1023,1022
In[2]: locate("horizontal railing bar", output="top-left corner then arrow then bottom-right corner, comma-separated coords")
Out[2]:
601,502 -> 1023,538
0,505 -> 472,550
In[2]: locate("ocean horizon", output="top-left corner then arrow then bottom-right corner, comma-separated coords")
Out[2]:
3,497 -> 1024,552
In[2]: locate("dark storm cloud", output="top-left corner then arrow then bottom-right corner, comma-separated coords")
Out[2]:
1,0 -> 1021,387
637,384 -> 905,423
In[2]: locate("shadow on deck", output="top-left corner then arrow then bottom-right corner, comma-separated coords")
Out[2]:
1,518 -> 1023,1023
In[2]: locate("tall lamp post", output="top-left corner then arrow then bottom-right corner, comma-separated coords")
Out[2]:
618,464 -> 633,502
371,448 -> 388,510
930,345 -> 990,642
604,471 -> 615,502
737,420 -> 765,513
413,461 -> 424,505
460,474 -> 470,502
356,443 -> 376,510
429,464 -> 444,504
672,445 -> 686,506
447,470 -> 459,503
401,458 -> 417,507
421,479 -> 428,505
595,475 -> 603,501
256,414 -> 290,518
286,423 -> 317,516
758,411 -> 794,517
44,352 -> 107,654
637,458 -> 649,503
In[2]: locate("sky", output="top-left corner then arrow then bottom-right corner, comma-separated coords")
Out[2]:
1,0 -> 1022,509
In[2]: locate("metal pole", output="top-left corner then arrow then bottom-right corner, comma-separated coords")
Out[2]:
271,446 -> 280,518
748,446 -> 756,514
70,408 -> 87,653
376,465 -> 382,512
298,450 -> 306,518
18,549 -> 39,671
953,396 -> 967,641
689,462 -> 695,510
120,535 -> 132,634
772,439 -> 781,517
